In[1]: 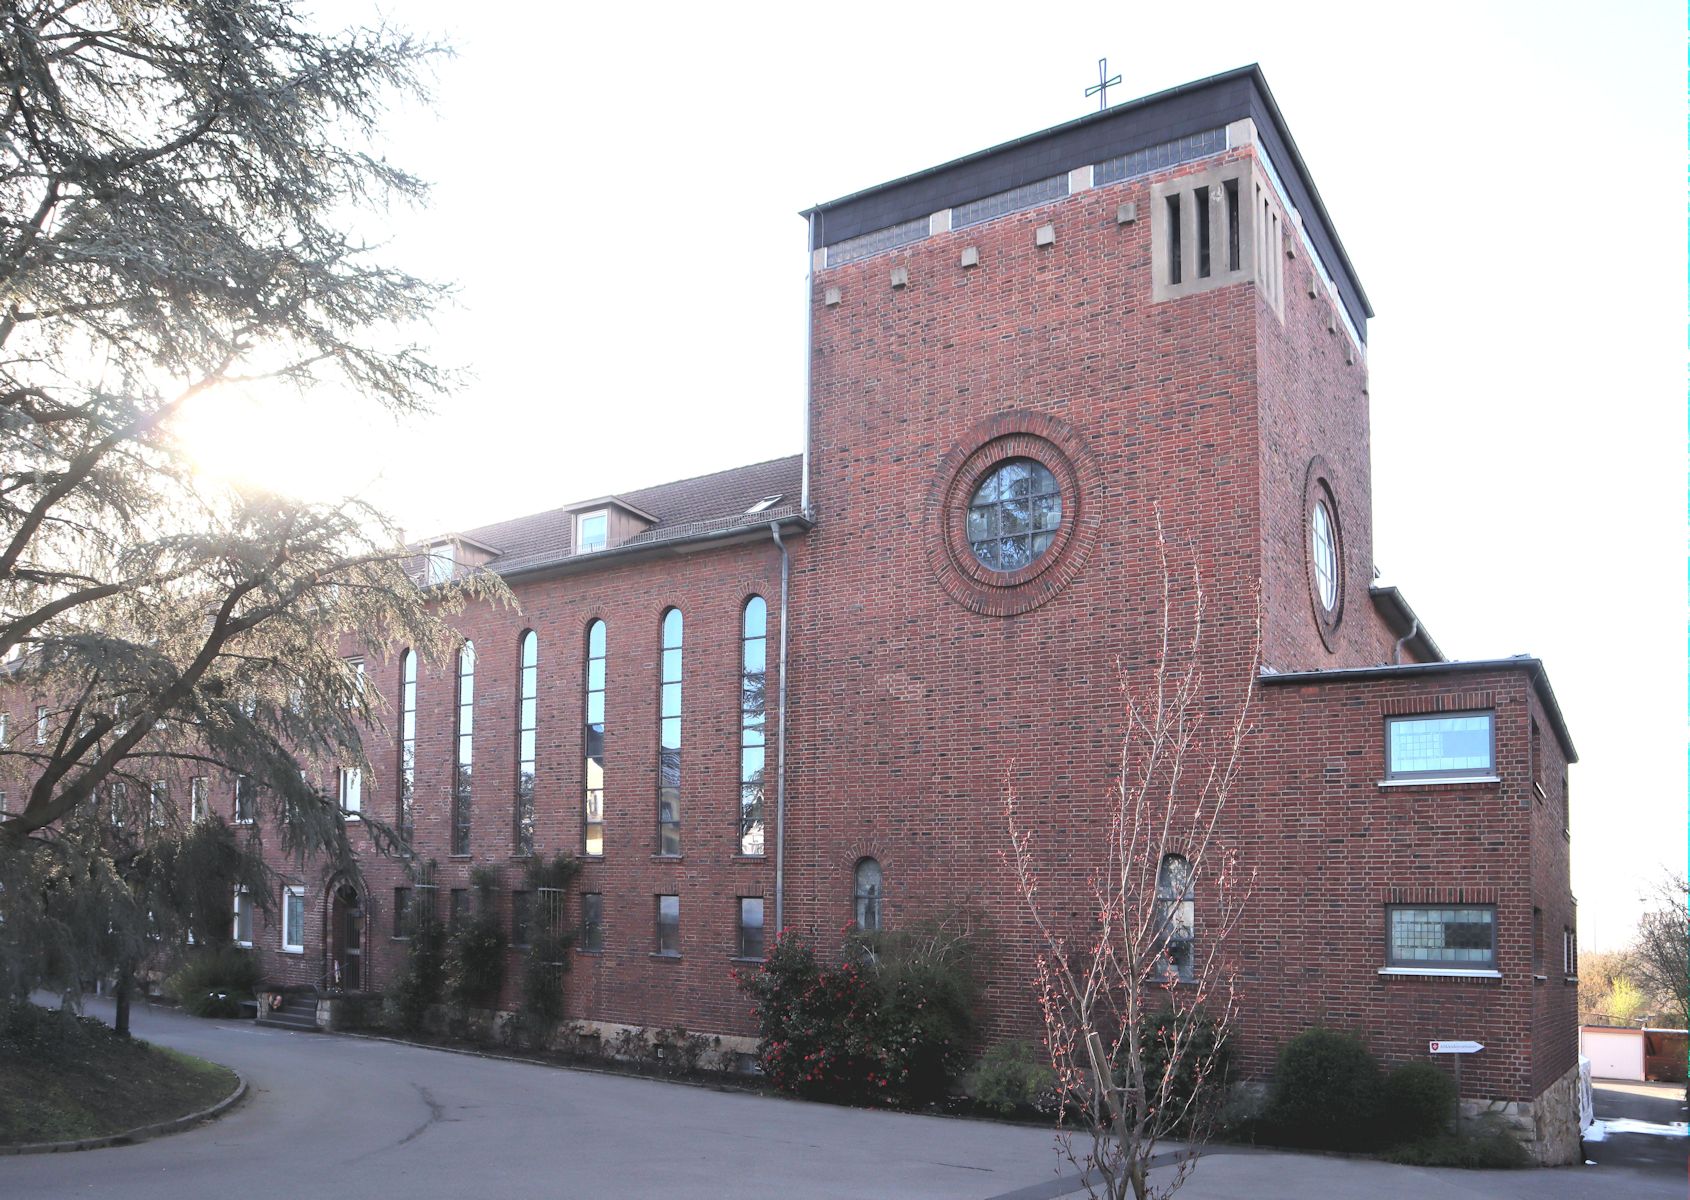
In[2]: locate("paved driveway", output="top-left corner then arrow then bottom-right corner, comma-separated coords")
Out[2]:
1,1001 -> 1680,1199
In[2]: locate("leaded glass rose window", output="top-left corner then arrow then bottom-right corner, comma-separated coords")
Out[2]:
967,458 -> 1062,572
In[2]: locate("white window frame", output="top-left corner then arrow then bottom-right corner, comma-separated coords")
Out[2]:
149,779 -> 167,826
190,777 -> 209,823
282,886 -> 305,954
339,766 -> 363,818
0,711 -> 10,742
34,705 -> 47,744
232,886 -> 253,947
234,775 -> 255,824
576,509 -> 609,554
426,541 -> 454,585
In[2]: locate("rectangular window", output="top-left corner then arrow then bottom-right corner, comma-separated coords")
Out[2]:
576,510 -> 608,554
339,767 -> 362,817
1224,178 -> 1240,272
658,609 -> 682,856
0,711 -> 10,742
283,887 -> 305,953
393,887 -> 412,939
190,777 -> 209,823
737,897 -> 765,961
511,891 -> 531,948
234,775 -> 255,823
1532,906 -> 1544,974
1562,777 -> 1571,835
1385,712 -> 1495,780
453,643 -> 475,855
233,887 -> 253,947
581,892 -> 603,952
149,780 -> 167,826
1386,905 -> 1496,969
426,541 -> 453,585
450,888 -> 470,925
1165,195 -> 1182,285
655,894 -> 679,956
35,705 -> 47,744
1194,186 -> 1211,278
583,621 -> 606,855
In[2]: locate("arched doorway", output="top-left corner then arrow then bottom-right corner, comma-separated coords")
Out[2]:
327,881 -> 366,991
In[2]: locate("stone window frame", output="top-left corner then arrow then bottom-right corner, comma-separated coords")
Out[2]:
1302,456 -> 1345,649
925,411 -> 1102,617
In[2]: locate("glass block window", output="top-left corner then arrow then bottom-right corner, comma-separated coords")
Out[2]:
1093,128 -> 1227,186
581,892 -> 604,952
1387,905 -> 1497,968
655,894 -> 680,956
657,608 -> 682,856
1386,713 -> 1495,779
516,631 -> 538,856
737,897 -> 765,960
398,649 -> 416,843
583,620 -> 607,855
854,858 -> 883,932
738,597 -> 767,856
453,641 -> 475,855
823,216 -> 929,267
950,174 -> 1069,231
968,458 -> 1062,572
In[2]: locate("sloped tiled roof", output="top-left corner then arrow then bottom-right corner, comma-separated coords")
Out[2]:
437,455 -> 804,578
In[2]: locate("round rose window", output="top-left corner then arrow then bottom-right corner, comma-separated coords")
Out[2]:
967,458 -> 1062,572
1310,498 -> 1337,612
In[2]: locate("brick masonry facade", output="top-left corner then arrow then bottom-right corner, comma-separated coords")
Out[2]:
4,73 -> 1579,1158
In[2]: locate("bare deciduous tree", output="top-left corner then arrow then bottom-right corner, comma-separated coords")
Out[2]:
1006,514 -> 1257,1200
1629,874 -> 1689,1029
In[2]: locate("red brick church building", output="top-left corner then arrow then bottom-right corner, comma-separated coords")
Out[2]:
66,67 -> 1591,1158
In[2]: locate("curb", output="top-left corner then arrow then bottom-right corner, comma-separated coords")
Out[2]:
0,1068 -> 248,1156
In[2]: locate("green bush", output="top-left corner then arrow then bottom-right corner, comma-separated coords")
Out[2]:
1383,1122 -> 1529,1168
1135,1005 -> 1234,1134
165,947 -> 260,1018
387,917 -> 445,1034
740,923 -> 980,1108
968,1040 -> 1054,1115
444,868 -> 506,1011
1265,1028 -> 1383,1150
1383,1061 -> 1456,1144
517,854 -> 580,1036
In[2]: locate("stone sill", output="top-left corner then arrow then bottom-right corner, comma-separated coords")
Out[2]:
1376,776 -> 1501,789
1377,966 -> 1502,979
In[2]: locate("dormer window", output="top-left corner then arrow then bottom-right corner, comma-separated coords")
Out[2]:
745,494 -> 783,515
577,510 -> 608,554
425,541 -> 453,585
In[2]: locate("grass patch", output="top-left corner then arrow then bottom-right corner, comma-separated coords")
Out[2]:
0,1003 -> 239,1147
1382,1125 -> 1531,1169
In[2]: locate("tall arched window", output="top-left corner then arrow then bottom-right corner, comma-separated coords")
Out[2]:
515,631 -> 538,856
657,608 -> 682,856
397,650 -> 416,843
583,620 -> 606,856
738,596 -> 767,856
854,858 -> 883,932
1156,854 -> 1194,982
452,641 -> 475,855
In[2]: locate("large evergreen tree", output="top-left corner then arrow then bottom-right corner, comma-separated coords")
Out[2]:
0,1 -> 494,1026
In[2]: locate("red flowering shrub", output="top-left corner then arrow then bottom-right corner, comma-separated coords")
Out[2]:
738,925 -> 977,1107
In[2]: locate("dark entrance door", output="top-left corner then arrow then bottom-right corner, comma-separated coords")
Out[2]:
331,884 -> 363,990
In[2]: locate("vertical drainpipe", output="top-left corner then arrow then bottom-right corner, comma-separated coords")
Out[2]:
800,210 -> 817,517
769,521 -> 791,933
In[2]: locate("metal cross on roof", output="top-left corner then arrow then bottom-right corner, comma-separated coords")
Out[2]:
1086,58 -> 1122,112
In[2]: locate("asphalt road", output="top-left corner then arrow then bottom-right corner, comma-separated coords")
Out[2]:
1,1001 -> 1682,1199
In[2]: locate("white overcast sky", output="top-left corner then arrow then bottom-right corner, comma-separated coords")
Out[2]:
187,1 -> 1683,952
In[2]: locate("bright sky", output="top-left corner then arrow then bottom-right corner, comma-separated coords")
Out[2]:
182,1 -> 1684,953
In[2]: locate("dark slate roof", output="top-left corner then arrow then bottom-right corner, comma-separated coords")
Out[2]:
436,455 -> 804,578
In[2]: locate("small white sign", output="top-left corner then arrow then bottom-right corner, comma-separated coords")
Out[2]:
1429,1040 -> 1484,1054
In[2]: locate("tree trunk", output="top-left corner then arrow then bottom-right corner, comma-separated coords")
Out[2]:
114,967 -> 131,1037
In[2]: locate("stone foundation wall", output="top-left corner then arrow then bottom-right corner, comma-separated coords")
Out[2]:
1459,1059 -> 1582,1165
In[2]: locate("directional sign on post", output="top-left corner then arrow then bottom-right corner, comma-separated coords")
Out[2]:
1429,1040 -> 1484,1054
